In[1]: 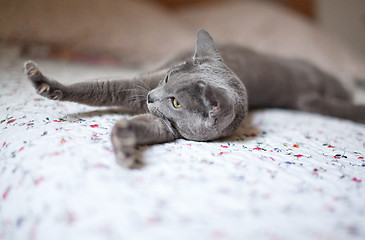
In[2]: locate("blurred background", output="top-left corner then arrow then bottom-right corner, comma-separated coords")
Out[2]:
0,0 -> 364,77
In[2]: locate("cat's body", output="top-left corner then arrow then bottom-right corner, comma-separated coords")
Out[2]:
24,29 -> 365,168
159,45 -> 352,109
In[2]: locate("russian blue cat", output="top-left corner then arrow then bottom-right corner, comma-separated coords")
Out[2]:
24,29 -> 365,168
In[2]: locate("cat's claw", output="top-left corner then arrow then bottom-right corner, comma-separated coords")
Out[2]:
38,83 -> 50,94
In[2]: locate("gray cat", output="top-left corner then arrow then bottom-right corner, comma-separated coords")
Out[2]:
24,29 -> 365,168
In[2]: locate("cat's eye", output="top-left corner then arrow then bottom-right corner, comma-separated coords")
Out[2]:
172,97 -> 181,109
165,75 -> 169,83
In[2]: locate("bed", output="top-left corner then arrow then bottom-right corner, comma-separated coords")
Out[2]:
1,1 -> 365,240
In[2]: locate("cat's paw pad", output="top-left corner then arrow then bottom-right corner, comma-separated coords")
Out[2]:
111,119 -> 142,169
24,61 -> 40,78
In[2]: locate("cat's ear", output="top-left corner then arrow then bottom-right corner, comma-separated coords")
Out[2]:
193,29 -> 222,62
200,83 -> 233,119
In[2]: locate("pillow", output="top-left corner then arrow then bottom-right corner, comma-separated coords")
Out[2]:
0,0 -> 194,65
177,1 -> 365,81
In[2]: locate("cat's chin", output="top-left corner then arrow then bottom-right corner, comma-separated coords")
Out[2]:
147,104 -> 162,118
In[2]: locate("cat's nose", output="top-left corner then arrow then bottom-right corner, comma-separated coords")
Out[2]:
147,94 -> 154,104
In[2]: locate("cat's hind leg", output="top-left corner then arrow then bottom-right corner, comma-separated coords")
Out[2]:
297,94 -> 365,123
111,114 -> 177,168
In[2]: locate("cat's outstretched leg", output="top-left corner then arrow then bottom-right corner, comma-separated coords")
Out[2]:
111,114 -> 177,168
297,94 -> 365,123
24,60 -> 163,112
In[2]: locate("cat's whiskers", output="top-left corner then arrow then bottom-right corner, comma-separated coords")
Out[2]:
116,88 -> 138,94
135,85 -> 150,93
127,94 -> 147,103
136,79 -> 152,91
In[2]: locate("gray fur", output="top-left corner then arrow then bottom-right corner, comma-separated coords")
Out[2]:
24,29 -> 365,168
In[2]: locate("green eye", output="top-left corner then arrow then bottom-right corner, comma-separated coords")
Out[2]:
172,98 -> 181,108
165,75 -> 169,83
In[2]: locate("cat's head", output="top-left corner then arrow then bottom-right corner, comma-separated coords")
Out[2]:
147,29 -> 247,141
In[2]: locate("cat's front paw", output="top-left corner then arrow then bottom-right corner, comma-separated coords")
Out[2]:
24,61 -> 63,100
24,60 -> 40,78
111,119 -> 143,169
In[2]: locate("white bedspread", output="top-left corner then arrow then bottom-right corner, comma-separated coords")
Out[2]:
1,58 -> 365,240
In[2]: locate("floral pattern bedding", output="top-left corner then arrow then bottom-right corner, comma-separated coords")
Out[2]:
1,58 -> 365,240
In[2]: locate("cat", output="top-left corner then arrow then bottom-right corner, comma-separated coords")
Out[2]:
24,29 -> 365,168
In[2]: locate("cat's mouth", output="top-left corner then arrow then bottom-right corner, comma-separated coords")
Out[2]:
149,107 -> 163,119
147,104 -> 168,123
